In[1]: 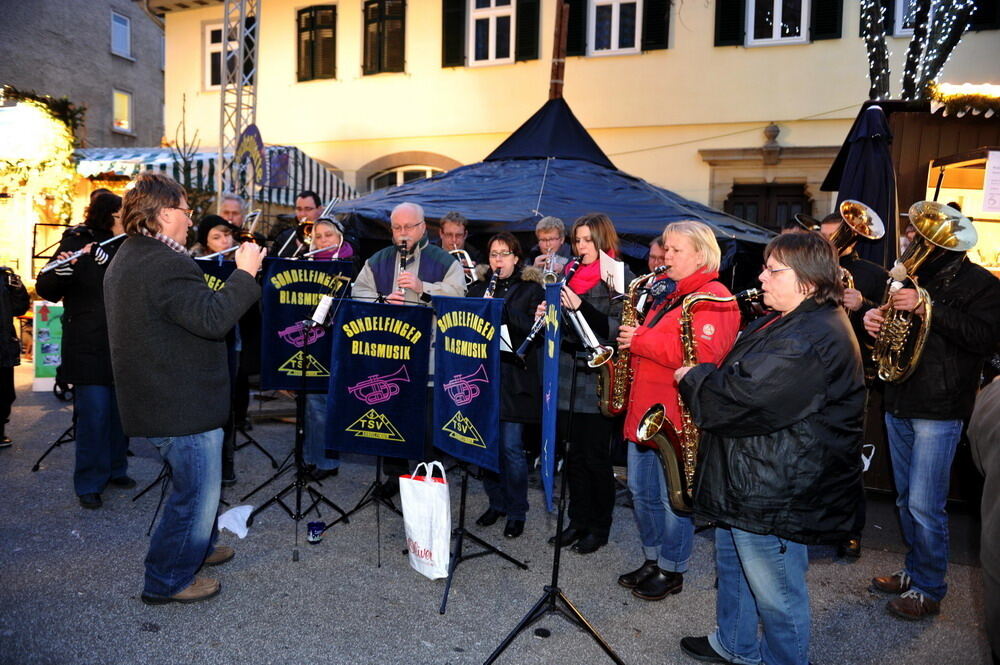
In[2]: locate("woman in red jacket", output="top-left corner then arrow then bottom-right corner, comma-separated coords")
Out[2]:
615,220 -> 741,601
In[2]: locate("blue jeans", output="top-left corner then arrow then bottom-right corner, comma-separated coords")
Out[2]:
305,393 -> 340,471
143,429 -> 223,598
626,441 -> 693,572
483,421 -> 529,520
74,385 -> 129,495
710,527 -> 811,665
885,414 -> 963,602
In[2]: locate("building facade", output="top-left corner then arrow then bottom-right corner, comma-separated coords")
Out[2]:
155,0 -> 998,229
0,0 -> 166,148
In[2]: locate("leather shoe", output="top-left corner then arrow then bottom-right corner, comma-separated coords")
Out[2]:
141,576 -> 221,605
872,570 -> 911,594
204,545 -> 235,566
887,589 -> 940,620
572,533 -> 607,555
476,508 -> 505,527
108,476 -> 137,489
548,526 -> 585,548
632,569 -> 683,600
839,537 -> 862,558
503,519 -> 524,539
679,636 -> 736,663
0,435 -> 11,448
79,493 -> 102,509
618,560 -> 658,589
310,468 -> 339,482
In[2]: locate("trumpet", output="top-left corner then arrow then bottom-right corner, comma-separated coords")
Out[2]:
450,243 -> 477,285
542,250 -> 560,284
235,210 -> 265,246
515,256 -> 583,360
39,233 -> 127,273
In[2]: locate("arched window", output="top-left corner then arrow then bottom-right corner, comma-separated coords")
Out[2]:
368,165 -> 444,191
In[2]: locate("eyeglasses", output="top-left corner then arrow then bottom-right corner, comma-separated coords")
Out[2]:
762,265 -> 793,276
489,251 -> 514,259
169,207 -> 193,219
390,221 -> 424,233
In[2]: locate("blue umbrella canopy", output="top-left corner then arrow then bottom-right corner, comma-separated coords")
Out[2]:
824,105 -> 899,266
332,99 -> 773,260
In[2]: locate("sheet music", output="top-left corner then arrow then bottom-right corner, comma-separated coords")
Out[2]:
499,324 -> 514,353
599,250 -> 625,294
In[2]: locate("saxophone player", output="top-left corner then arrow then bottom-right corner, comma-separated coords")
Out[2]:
863,242 -> 1000,621
615,221 -> 740,600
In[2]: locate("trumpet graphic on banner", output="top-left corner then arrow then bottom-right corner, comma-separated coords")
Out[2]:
443,364 -> 489,406
347,365 -> 410,405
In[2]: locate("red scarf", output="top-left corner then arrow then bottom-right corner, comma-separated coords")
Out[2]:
566,250 -> 617,295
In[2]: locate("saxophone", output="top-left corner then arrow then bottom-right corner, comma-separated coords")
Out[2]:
636,288 -> 761,513
597,266 -> 667,418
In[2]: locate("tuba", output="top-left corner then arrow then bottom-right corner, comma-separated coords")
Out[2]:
597,266 -> 667,418
872,201 -> 977,383
636,288 -> 762,513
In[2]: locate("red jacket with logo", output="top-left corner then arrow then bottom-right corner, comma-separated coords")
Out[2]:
624,269 -> 741,447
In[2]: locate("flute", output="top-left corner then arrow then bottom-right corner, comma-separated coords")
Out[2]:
195,245 -> 239,261
303,243 -> 343,259
39,233 -> 127,274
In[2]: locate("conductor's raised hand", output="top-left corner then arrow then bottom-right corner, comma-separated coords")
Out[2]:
235,242 -> 266,276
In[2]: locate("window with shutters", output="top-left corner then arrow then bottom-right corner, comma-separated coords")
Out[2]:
746,0 -> 810,45
364,0 -> 405,75
468,0 -> 516,65
588,0 -> 643,55
298,6 -> 337,81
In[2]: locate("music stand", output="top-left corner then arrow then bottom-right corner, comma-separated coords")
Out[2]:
235,425 -> 279,468
439,462 -> 528,614
31,409 -> 76,472
244,317 -> 348,533
484,352 -> 624,665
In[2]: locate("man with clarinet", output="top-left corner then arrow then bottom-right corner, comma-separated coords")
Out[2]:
104,172 -> 265,605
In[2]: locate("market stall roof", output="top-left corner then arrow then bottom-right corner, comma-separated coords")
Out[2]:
333,98 -> 773,258
74,145 -> 356,206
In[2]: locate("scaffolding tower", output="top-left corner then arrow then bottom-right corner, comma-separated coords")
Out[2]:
216,0 -> 260,210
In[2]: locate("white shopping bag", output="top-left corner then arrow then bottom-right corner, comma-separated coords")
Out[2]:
400,461 -> 451,580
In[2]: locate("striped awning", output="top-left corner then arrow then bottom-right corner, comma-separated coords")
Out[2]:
74,145 -> 355,206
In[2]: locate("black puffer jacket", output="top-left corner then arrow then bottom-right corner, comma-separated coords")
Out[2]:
882,253 -> 1000,420
35,226 -> 121,385
1,267 -> 29,368
680,300 -> 865,545
467,266 -> 545,423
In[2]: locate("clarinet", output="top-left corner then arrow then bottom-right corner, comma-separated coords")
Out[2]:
516,255 -> 582,359
483,270 -> 500,298
396,243 -> 409,295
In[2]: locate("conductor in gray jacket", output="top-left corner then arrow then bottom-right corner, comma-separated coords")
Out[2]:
104,173 -> 265,605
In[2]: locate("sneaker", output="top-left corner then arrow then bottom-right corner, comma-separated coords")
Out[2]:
0,435 -> 12,449
141,577 -> 221,605
887,589 -> 940,620
204,545 -> 235,566
872,570 -> 911,594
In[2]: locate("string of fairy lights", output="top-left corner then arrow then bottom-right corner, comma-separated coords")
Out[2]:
860,0 -> 978,101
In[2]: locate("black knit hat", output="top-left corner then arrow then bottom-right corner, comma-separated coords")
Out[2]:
197,214 -> 239,247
